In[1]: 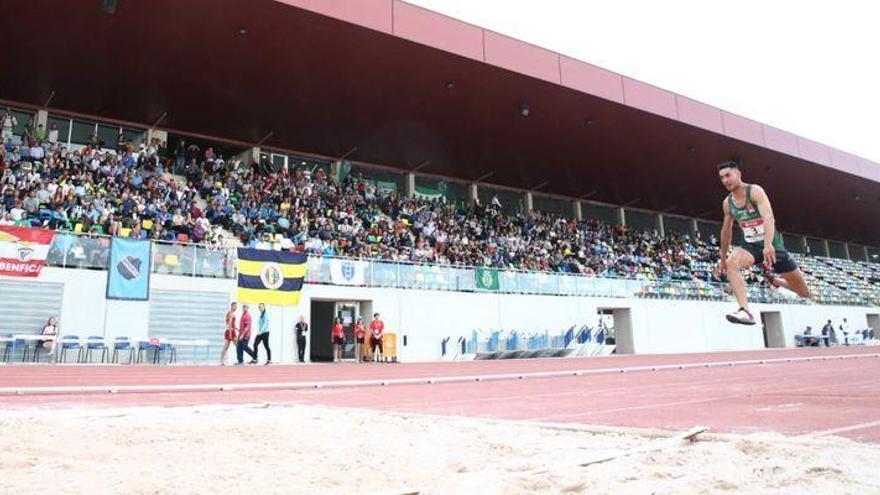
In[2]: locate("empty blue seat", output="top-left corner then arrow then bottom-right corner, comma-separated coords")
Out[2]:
111,337 -> 134,364
59,335 -> 83,363
136,340 -> 158,364
3,334 -> 32,362
85,336 -> 108,363
156,342 -> 176,364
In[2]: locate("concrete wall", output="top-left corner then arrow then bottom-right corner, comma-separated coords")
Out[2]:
3,267 -> 876,362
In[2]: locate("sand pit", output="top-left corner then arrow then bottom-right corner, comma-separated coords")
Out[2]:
1,403 -> 879,494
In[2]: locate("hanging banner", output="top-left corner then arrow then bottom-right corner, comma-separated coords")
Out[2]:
330,258 -> 366,286
237,249 -> 307,306
0,226 -> 55,277
106,237 -> 152,300
474,267 -> 500,291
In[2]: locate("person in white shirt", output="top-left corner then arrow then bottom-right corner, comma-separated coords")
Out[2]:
1,111 -> 17,143
31,145 -> 45,160
48,123 -> 59,144
840,318 -> 850,346
40,316 -> 59,358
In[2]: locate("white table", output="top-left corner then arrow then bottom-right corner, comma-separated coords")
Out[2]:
2,335 -> 111,363
1,334 -> 56,363
2,335 -> 211,364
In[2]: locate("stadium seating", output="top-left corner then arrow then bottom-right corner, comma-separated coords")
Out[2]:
4,133 -> 880,306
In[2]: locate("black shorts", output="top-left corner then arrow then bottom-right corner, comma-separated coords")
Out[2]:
333,336 -> 345,346
356,337 -> 365,344
740,244 -> 798,274
370,337 -> 383,352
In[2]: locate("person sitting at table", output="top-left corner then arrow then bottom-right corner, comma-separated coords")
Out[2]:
39,316 -> 59,357
802,326 -> 818,347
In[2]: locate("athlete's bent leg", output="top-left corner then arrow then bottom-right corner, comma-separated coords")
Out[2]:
726,248 -> 756,311
776,269 -> 811,299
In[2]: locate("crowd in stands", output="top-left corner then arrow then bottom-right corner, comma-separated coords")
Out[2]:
3,111 -> 880,303
188,154 -> 725,282
1,121 -> 227,248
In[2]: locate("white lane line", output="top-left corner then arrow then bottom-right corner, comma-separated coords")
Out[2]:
810,419 -> 880,437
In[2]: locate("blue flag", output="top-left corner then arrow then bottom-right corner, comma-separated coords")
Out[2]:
106,238 -> 152,300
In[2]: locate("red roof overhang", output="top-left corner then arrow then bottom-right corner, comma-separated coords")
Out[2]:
4,0 -> 879,244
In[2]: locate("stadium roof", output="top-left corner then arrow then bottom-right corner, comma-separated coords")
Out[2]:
5,0 -> 880,245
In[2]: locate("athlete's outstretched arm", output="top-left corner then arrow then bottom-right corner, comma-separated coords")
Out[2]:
750,186 -> 777,265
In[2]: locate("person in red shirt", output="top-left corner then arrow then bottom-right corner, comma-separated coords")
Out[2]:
236,304 -> 257,365
221,302 -> 237,365
331,317 -> 345,363
369,313 -> 384,363
353,317 -> 366,363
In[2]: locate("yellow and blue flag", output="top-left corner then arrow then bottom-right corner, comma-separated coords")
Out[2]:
236,249 -> 307,306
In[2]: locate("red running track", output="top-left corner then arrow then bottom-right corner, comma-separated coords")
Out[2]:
2,347 -> 880,443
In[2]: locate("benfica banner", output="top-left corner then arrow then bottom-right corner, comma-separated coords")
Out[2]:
0,226 -> 55,277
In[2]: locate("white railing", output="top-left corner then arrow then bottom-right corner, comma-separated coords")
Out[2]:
42,230 -> 862,305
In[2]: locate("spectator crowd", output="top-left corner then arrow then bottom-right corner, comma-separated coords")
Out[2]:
2,110 -> 875,295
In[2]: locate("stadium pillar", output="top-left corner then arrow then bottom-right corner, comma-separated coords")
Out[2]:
656,214 -> 665,236
617,208 -> 626,227
844,243 -> 851,260
35,109 -> 48,129
801,237 -> 809,255
864,245 -> 871,262
468,183 -> 478,206
572,201 -> 582,220
406,173 -> 416,198
330,161 -> 341,182
822,239 -> 831,258
690,219 -> 699,238
523,192 -> 533,213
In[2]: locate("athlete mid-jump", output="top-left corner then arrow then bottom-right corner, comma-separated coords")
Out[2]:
716,161 -> 811,325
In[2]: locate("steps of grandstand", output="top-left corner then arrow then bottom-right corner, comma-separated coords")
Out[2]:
183,174 -> 243,250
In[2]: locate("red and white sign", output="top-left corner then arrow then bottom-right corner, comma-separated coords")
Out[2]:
0,226 -> 55,277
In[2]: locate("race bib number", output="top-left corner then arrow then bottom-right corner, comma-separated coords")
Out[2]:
741,219 -> 765,243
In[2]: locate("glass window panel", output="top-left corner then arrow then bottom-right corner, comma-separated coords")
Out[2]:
70,120 -> 96,145
47,116 -> 71,144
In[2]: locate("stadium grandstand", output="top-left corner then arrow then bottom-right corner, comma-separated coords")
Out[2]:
2,0 -> 879,362
2,2 -> 880,493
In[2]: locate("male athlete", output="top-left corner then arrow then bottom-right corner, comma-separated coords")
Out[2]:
716,161 -> 811,325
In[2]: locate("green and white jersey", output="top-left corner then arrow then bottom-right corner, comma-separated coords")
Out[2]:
727,184 -> 785,250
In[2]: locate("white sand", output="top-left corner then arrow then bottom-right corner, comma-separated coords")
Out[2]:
1,403 -> 879,495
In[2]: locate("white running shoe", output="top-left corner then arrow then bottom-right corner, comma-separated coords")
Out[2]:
725,308 -> 756,325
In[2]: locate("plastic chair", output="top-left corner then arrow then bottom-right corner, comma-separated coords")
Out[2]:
84,336 -> 108,363
2,334 -> 31,362
59,335 -> 83,363
111,337 -> 134,364
156,342 -> 176,364
136,340 -> 159,364
73,223 -> 84,233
